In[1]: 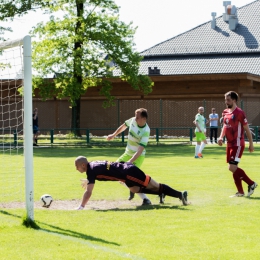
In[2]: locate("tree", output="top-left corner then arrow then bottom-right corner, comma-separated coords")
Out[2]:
1,0 -> 153,134
0,0 -> 42,36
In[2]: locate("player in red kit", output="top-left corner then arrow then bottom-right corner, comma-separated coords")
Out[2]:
218,91 -> 257,197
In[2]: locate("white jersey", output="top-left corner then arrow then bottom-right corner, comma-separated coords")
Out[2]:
124,117 -> 150,156
195,113 -> 205,133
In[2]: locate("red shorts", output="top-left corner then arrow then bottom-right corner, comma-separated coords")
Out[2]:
226,146 -> 244,163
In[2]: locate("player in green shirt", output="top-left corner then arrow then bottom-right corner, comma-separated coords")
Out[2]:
107,108 -> 152,205
194,107 -> 207,158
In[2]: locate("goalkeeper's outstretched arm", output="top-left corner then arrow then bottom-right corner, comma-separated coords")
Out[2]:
76,183 -> 95,210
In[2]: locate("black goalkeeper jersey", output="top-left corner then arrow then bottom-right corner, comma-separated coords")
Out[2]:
86,161 -> 136,184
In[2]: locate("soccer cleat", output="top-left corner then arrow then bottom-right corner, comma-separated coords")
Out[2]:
229,192 -> 244,198
198,153 -> 203,158
194,155 -> 200,158
142,198 -> 152,206
180,191 -> 189,205
159,193 -> 165,204
247,182 -> 258,197
128,191 -> 135,200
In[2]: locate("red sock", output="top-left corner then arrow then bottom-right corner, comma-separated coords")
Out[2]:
233,171 -> 244,194
235,168 -> 254,186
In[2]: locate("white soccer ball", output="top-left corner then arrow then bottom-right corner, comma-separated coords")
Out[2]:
40,194 -> 53,208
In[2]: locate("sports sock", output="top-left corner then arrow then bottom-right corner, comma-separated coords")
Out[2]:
137,193 -> 149,200
140,184 -> 182,199
235,168 -> 254,186
160,184 -> 182,199
233,171 -> 244,194
195,144 -> 200,156
35,138 -> 38,144
199,142 -> 205,153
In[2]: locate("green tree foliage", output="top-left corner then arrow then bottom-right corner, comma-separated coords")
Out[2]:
1,0 -> 153,132
0,0 -> 32,19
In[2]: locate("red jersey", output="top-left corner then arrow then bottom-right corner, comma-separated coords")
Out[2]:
222,107 -> 248,147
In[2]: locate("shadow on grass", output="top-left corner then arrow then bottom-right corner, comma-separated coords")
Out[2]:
0,209 -> 120,246
8,144 -> 260,159
32,146 -> 126,158
12,144 -> 259,159
29,145 -> 223,158
95,204 -> 191,212
244,196 -> 260,200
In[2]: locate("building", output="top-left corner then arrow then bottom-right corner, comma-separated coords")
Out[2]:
2,1 -> 260,131
78,0 -> 260,129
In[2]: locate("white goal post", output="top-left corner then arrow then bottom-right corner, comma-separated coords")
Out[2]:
0,36 -> 33,221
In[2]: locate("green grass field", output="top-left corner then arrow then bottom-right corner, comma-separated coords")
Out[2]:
0,144 -> 259,259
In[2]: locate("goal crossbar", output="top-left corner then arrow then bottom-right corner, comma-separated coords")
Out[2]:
0,39 -> 24,50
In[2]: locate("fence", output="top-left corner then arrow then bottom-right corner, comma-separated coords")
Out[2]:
8,126 -> 260,147
1,98 -> 259,146
33,99 -> 260,135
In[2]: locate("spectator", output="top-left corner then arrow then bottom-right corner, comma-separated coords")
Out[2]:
33,108 -> 40,146
209,108 -> 219,144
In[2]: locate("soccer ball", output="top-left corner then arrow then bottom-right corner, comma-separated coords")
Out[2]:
40,194 -> 53,208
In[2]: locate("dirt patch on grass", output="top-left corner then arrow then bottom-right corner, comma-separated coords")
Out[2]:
0,199 -> 144,210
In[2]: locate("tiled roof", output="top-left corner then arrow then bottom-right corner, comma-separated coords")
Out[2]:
122,0 -> 260,77
140,0 -> 260,57
139,53 -> 260,75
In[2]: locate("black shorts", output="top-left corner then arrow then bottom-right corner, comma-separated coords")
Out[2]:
124,165 -> 151,188
33,125 -> 39,134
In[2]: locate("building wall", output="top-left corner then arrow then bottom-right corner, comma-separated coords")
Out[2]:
33,97 -> 260,137
1,76 -> 260,135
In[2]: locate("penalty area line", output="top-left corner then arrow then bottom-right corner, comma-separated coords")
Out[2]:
39,230 -> 146,260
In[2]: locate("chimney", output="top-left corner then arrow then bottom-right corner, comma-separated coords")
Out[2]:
223,1 -> 231,22
211,12 -> 217,29
227,5 -> 238,30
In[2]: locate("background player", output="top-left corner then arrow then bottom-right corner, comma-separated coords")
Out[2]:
194,107 -> 207,158
218,91 -> 257,197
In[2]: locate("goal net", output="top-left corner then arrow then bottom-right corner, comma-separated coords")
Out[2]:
0,36 -> 33,220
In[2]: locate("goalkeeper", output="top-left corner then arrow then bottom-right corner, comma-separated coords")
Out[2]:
75,156 -> 189,210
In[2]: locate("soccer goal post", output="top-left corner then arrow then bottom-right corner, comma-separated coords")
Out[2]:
0,36 -> 34,221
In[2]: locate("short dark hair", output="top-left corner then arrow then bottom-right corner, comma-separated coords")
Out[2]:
75,156 -> 88,165
135,108 -> 148,119
225,91 -> 239,102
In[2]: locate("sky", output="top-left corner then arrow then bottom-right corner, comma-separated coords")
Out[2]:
2,0 -> 254,52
